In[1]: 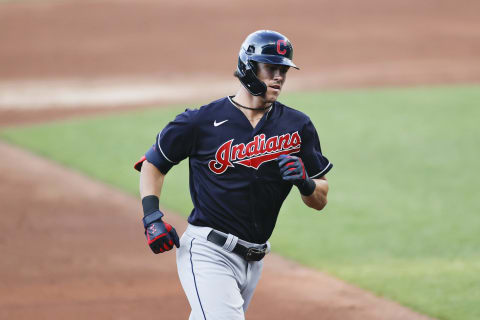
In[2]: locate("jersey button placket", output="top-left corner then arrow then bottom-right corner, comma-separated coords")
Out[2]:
248,167 -> 261,238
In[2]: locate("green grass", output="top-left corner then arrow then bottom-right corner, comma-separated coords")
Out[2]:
2,84 -> 480,320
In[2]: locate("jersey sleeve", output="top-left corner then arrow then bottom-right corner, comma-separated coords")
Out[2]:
299,120 -> 333,178
133,109 -> 197,174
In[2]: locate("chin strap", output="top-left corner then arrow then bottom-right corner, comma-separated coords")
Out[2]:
230,96 -> 273,111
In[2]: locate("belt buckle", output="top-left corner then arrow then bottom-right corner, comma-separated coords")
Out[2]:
245,247 -> 266,261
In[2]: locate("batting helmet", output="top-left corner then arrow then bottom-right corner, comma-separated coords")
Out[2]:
236,30 -> 299,96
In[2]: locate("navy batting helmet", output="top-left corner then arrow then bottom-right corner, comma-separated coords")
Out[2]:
236,30 -> 299,96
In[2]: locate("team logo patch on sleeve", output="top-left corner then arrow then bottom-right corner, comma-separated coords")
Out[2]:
208,132 -> 301,174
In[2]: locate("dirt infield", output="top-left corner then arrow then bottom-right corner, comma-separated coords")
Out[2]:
0,142 -> 433,320
1,0 -> 479,318
1,0 -> 480,124
1,0 -> 479,82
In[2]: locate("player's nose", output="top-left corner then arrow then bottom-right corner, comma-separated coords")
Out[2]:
272,71 -> 284,82
272,68 -> 287,82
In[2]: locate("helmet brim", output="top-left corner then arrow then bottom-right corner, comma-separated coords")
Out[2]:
249,54 -> 299,70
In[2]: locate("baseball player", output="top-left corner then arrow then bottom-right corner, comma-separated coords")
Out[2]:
134,30 -> 332,319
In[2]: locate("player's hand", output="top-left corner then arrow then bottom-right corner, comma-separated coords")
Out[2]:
276,154 -> 316,196
142,210 -> 180,254
276,154 -> 308,186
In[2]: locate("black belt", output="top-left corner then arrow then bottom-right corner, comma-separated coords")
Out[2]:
207,230 -> 267,262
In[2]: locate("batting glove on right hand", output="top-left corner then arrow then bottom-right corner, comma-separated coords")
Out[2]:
142,210 -> 180,254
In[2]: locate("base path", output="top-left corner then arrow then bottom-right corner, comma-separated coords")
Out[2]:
0,141 -> 433,320
0,0 -> 473,318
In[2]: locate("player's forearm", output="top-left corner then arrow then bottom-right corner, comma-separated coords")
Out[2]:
301,178 -> 329,211
140,160 -> 165,199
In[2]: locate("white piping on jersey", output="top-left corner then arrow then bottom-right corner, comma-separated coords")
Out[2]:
227,96 -> 235,106
157,134 -> 178,164
310,162 -> 332,179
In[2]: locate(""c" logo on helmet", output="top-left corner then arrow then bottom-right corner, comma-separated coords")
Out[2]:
276,40 -> 287,55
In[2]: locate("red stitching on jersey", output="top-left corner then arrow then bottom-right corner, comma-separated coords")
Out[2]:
208,132 -> 301,174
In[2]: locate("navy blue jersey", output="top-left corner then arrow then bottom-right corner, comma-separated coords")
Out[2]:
135,96 -> 332,243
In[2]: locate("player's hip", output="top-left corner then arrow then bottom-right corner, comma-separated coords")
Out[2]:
183,224 -> 270,261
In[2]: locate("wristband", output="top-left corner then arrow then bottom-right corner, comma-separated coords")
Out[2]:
142,195 -> 159,216
142,210 -> 164,228
297,178 -> 316,196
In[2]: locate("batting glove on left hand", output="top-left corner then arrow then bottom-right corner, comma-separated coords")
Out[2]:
143,210 -> 180,254
276,154 -> 316,196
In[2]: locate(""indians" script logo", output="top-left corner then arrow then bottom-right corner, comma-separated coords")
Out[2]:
208,132 -> 301,174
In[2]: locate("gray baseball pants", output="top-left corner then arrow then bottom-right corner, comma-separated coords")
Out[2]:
176,224 -> 269,320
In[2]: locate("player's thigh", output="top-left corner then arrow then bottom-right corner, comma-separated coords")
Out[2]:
177,234 -> 245,320
241,260 -> 264,312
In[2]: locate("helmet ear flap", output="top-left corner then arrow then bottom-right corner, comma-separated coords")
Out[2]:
240,67 -> 267,96
249,60 -> 258,75
237,51 -> 267,96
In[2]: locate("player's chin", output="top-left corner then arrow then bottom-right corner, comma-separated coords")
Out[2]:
265,87 -> 281,102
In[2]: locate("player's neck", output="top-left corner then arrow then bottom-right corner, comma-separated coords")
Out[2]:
232,88 -> 272,118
